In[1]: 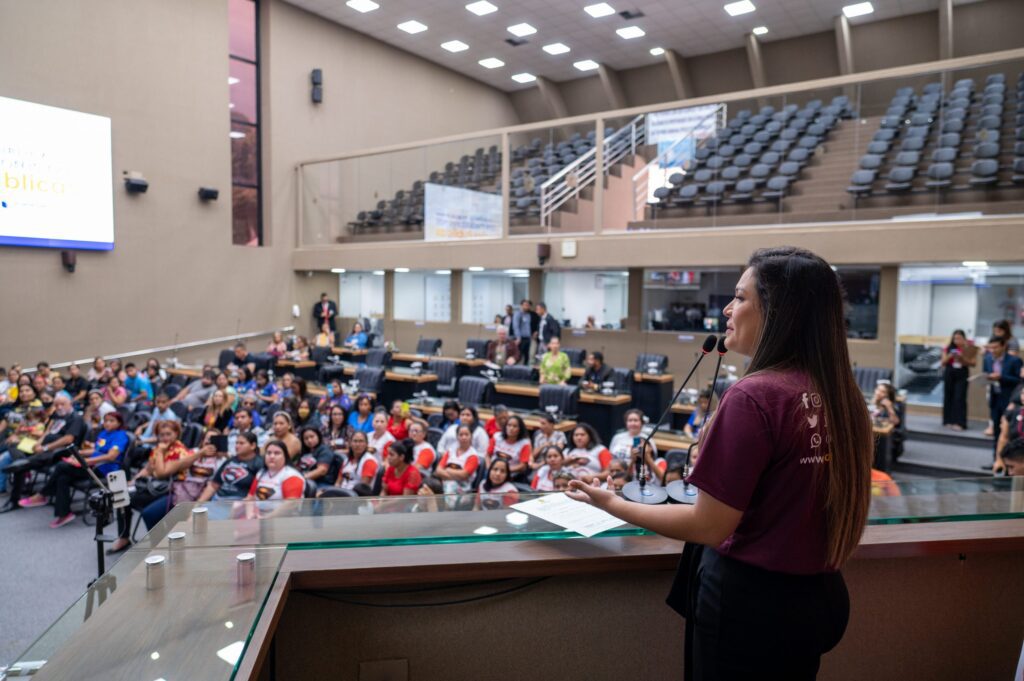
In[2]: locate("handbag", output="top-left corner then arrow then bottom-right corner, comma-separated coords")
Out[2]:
137,477 -> 170,497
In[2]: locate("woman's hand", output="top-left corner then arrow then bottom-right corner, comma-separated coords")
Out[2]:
565,477 -> 618,512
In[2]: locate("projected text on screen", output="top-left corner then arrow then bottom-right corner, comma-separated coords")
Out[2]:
0,96 -> 114,250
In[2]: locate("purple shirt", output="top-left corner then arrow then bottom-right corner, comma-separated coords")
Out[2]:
686,369 -> 832,574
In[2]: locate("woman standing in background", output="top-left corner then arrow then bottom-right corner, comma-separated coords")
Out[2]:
941,329 -> 974,431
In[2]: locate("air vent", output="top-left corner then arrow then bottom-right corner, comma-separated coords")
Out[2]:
505,37 -> 529,46
619,9 -> 644,19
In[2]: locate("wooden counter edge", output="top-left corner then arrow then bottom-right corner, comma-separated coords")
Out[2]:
235,570 -> 292,680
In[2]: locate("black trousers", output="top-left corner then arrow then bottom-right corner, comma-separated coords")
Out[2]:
942,367 -> 969,428
684,548 -> 849,680
517,337 -> 532,365
990,394 -> 1011,457
41,461 -> 92,517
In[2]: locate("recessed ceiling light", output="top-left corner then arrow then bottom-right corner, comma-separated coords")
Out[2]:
478,57 -> 505,69
584,3 -> 616,18
511,72 -> 537,83
616,26 -> 645,39
962,261 -> 989,268
752,25 -> 768,35
842,1 -> 874,18
543,42 -> 570,55
466,1 -> 498,16
397,20 -> 428,34
331,268 -> 346,273
229,131 -> 246,139
345,0 -> 379,13
723,0 -> 756,17
468,266 -> 486,272
507,23 -> 537,37
649,47 -> 665,56
228,77 -> 240,85
573,59 -> 600,71
441,40 -> 470,52
395,267 -> 410,273
435,269 -> 452,275
373,270 -> 386,275
503,268 -> 530,275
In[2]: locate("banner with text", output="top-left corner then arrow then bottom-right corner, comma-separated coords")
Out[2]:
424,183 -> 503,242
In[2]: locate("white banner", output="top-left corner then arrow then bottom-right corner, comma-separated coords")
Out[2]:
424,183 -> 503,242
645,104 -> 721,144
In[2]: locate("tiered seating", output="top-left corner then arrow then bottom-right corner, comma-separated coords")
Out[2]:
848,73 -> 1024,200
510,130 -> 605,219
648,96 -> 854,215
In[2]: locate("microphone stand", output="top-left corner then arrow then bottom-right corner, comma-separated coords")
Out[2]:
668,337 -> 727,504
622,334 -> 717,505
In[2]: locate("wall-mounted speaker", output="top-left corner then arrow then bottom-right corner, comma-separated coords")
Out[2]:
198,187 -> 219,201
61,250 -> 76,273
311,68 -> 323,104
124,177 -> 149,194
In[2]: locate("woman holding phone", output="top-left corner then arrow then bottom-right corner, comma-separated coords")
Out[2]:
568,247 -> 872,680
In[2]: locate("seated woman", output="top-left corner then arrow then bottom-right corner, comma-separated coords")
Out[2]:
683,390 -> 713,439
344,322 -> 369,350
436,405 -> 490,456
367,410 -> 396,461
530,413 -> 566,469
381,438 -> 422,496
319,379 -> 351,415
108,420 -> 191,553
314,322 -> 335,349
321,405 -> 348,454
538,337 -> 571,385
296,426 -> 340,490
476,458 -> 519,510
269,411 -> 302,460
488,414 -> 531,479
608,409 -> 661,484
433,425 -> 481,494
437,400 -> 461,431
408,421 -> 437,474
197,431 -> 264,503
563,423 -> 612,483
871,383 -> 900,427
266,331 -> 288,359
102,375 -> 128,408
328,431 -> 377,492
255,370 -> 279,405
286,336 -> 311,362
347,394 -> 375,435
87,357 -> 109,384
149,428 -> 227,527
201,389 -> 234,432
245,440 -> 305,515
531,445 -> 569,492
82,390 -> 117,431
19,411 -> 129,528
295,397 -> 321,430
386,399 -> 410,439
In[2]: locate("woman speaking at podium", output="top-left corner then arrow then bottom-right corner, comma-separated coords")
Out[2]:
568,247 -> 872,679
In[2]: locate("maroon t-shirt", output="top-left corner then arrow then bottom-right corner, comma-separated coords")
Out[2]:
686,369 -> 832,575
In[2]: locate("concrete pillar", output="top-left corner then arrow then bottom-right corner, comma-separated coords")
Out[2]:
536,76 -> 569,120
664,49 -> 695,100
598,64 -> 628,110
834,15 -> 856,103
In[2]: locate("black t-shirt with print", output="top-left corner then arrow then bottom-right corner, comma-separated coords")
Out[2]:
211,456 -> 265,499
42,413 -> 87,448
296,444 -> 339,482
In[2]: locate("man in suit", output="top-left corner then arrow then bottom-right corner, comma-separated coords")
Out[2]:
534,302 -> 561,357
512,299 -> 539,365
312,293 -> 338,333
984,335 -> 1023,458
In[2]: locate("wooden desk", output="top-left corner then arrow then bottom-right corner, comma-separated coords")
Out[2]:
320,364 -> 438,404
492,382 -> 631,443
411,402 -> 576,433
391,353 -> 488,379
167,366 -> 202,379
670,402 -> 696,430
331,347 -> 368,360
632,373 -> 674,424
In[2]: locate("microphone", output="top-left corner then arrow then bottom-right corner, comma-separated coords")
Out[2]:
622,334 -> 717,505
667,336 -> 728,504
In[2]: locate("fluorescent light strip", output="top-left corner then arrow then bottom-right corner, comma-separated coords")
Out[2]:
397,20 -> 428,34
441,40 -> 469,52
543,42 -> 570,55
723,1 -> 756,17
468,266 -> 485,272
331,268 -> 346,273
465,1 -> 498,16
842,2 -> 874,18
584,3 -> 616,18
573,59 -> 600,71
395,268 -> 410,273
345,0 -> 379,13
507,22 -> 536,37
478,57 -> 505,69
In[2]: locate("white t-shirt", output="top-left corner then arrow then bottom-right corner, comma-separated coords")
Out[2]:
478,481 -> 519,509
564,445 -> 612,474
367,430 -> 395,460
438,447 -> 481,493
608,431 -> 658,463
339,452 -> 380,490
531,465 -> 571,491
437,424 -> 489,458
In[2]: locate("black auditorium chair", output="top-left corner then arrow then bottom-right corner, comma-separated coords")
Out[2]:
217,349 -> 236,371
310,346 -> 331,366
365,348 -> 391,368
539,385 -> 580,418
457,376 -> 494,407
181,423 -> 205,449
415,338 -> 442,356
635,353 -> 668,374
853,366 -> 893,395
427,359 -> 457,396
501,365 -> 538,382
355,367 -> 385,395
465,338 -> 490,359
561,347 -> 586,367
249,353 -> 275,372
610,367 -> 635,393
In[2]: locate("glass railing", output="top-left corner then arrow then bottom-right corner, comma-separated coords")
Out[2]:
6,477 -> 1024,679
296,48 -> 1024,247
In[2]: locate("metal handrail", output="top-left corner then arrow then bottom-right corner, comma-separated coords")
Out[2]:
539,114 -> 645,227
631,105 -> 727,220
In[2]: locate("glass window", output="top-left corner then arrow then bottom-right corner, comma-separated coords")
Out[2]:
837,267 -> 880,340
394,271 -> 452,322
229,59 -> 258,125
228,0 -> 256,62
229,0 -> 260,246
642,267 -> 741,332
339,271 -> 385,320
230,123 -> 258,185
542,270 -> 629,329
462,270 -> 529,325
231,187 -> 259,247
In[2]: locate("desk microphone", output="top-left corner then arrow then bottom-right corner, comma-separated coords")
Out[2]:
667,336 -> 728,504
622,334 -> 717,505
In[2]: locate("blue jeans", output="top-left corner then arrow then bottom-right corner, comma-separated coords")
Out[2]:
0,449 -> 14,493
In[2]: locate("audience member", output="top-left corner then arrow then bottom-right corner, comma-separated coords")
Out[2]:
609,409 -> 658,464
564,423 -> 612,482
552,470 -> 574,492
1,393 -> 85,500
123,363 -> 154,403
538,337 -> 571,385
484,404 -> 509,437
314,322 -> 335,349
870,383 -> 900,427
999,438 -> 1024,476
486,326 -> 520,366
152,429 -> 226,527
287,336 -> 311,361
83,390 -> 116,431
992,320 -> 1019,355
386,399 -> 410,439
145,358 -> 167,390
254,370 -> 279,404
488,414 -> 531,477
65,364 -> 88,404
297,426 -> 339,489
108,359 -> 126,382
347,394 -> 375,435
136,391 -> 179,447
437,406 -> 489,455
172,371 -> 216,411
381,438 -> 422,496
367,410 -> 396,460
531,413 -> 567,465
434,424 -> 480,494
87,357 -> 110,384
941,329 -> 975,431
344,323 -> 368,350
295,397 -> 320,429
580,351 -> 613,391
531,445 -> 569,491
269,411 -> 302,460
35,362 -> 53,385
477,458 -> 519,509
266,331 -> 288,359
227,407 -> 267,455
201,389 -> 234,431
322,405 -> 348,453
313,292 -> 338,333
437,400 -> 461,430
246,440 -> 304,509
683,390 -> 713,439
197,431 -> 264,502
408,421 -> 437,473
333,431 -> 377,490
512,299 -> 538,365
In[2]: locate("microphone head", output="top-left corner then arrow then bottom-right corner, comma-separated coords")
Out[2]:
717,336 -> 728,355
701,335 -> 718,354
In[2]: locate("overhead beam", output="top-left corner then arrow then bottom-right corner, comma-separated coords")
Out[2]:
598,64 -> 628,110
536,76 -> 569,120
664,49 -> 695,100
745,33 -> 768,89
938,0 -> 954,60
834,14 -> 856,101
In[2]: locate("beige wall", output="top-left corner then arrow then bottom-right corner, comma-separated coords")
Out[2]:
954,0 -> 1024,57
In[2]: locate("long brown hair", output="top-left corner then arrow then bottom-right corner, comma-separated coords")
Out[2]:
746,247 -> 872,568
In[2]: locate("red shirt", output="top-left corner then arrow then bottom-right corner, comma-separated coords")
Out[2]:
387,416 -> 409,440
686,370 -> 832,575
383,464 -> 422,495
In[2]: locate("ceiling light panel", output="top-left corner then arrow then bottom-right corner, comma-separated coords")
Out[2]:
511,72 -> 537,83
573,59 -> 600,71
616,26 -> 645,39
507,23 -> 537,37
752,25 -> 768,35
465,1 -> 498,16
478,57 -> 505,69
723,1 -> 756,17
441,40 -> 469,52
397,20 -> 428,34
842,2 -> 874,18
543,42 -> 570,55
649,47 -> 665,56
345,0 -> 379,13
584,3 -> 616,18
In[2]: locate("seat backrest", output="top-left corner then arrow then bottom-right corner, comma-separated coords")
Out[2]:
355,367 -> 385,393
851,169 -> 876,185
217,349 -> 236,371
416,338 -> 443,355
465,338 -> 490,359
562,347 -> 587,367
610,367 -> 635,393
972,158 -> 999,176
538,384 -> 580,417
457,376 -> 494,407
427,359 -> 456,389
853,366 -> 893,395
501,365 -> 538,382
181,423 -> 205,449
310,346 -> 331,365
928,162 -> 954,179
635,353 -> 668,373
426,427 -> 444,449
664,449 -> 689,470
365,348 -> 391,367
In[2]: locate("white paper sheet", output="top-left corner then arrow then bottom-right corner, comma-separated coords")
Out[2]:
511,493 -> 626,538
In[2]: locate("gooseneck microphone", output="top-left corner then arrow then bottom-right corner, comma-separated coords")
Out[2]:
622,334 -> 718,505
668,336 -> 728,504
